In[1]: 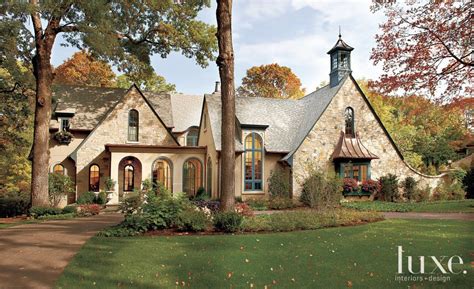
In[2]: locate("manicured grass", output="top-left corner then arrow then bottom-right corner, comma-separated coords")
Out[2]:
0,219 -> 39,229
342,200 -> 474,213
57,219 -> 472,289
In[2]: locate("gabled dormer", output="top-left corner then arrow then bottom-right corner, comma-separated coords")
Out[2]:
328,33 -> 354,87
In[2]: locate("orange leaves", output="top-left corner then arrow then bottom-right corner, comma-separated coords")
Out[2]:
238,63 -> 305,99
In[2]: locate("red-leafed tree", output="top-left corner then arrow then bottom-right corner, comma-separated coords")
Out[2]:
370,1 -> 472,100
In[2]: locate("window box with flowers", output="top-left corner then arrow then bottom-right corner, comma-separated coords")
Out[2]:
54,130 -> 74,144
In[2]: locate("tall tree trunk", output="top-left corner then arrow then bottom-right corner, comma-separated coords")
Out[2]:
216,0 -> 235,211
30,11 -> 57,206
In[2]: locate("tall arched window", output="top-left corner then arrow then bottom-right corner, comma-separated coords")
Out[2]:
89,164 -> 100,192
53,164 -> 64,175
152,158 -> 172,191
244,133 -> 263,191
345,107 -> 355,137
124,164 -> 134,191
183,158 -> 202,196
128,109 -> 139,141
207,157 -> 212,196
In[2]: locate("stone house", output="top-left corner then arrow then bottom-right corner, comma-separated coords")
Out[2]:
49,36 -> 442,205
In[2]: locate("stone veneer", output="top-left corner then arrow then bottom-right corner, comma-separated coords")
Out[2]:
292,77 -> 443,197
74,87 -> 177,194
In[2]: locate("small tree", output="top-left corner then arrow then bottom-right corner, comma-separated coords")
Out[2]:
268,168 -> 290,198
379,174 -> 399,202
401,177 -> 418,201
48,173 -> 74,207
301,171 -> 342,209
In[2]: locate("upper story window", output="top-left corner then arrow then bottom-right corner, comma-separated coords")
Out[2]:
128,110 -> 139,142
244,132 -> 263,191
59,118 -> 70,131
345,107 -> 355,137
186,128 -> 199,146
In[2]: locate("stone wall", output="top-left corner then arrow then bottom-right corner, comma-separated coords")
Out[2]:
292,77 -> 443,197
75,87 -> 177,195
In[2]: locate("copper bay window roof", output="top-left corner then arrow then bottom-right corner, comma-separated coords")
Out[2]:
332,131 -> 379,160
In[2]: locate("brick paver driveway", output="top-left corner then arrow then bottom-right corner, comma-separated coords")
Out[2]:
0,213 -> 123,289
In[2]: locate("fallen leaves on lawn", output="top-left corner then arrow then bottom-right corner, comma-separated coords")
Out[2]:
346,280 -> 353,287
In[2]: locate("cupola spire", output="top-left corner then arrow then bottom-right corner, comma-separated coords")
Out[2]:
328,31 -> 354,87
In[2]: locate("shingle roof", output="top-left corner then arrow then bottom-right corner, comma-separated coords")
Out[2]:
327,36 -> 354,54
205,77 -> 346,154
51,86 -> 201,132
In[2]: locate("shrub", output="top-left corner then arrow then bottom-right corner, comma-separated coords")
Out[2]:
433,178 -> 466,201
246,199 -> 268,211
139,194 -> 192,230
37,213 -> 76,220
267,196 -> 294,210
175,208 -> 210,232
234,196 -> 243,203
463,166 -> 474,199
240,215 -> 272,232
194,187 -> 208,200
192,200 -> 220,213
213,211 -> 243,232
415,185 -> 431,202
29,206 -> 63,218
343,178 -> 359,194
301,172 -> 342,209
268,168 -> 290,198
120,193 -> 144,215
96,192 -> 107,205
379,174 -> 399,202
0,191 -> 30,217
62,205 -> 77,214
77,204 -> 101,216
234,202 -> 254,216
76,191 -> 96,205
401,177 -> 418,201
49,173 -> 74,207
361,179 -> 381,195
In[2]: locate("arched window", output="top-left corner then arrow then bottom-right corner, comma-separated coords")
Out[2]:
89,164 -> 100,192
123,164 -> 134,191
152,158 -> 172,192
128,109 -> 139,141
53,164 -> 64,175
183,158 -> 202,196
345,107 -> 355,137
207,157 -> 212,196
186,128 -> 199,146
244,133 -> 263,191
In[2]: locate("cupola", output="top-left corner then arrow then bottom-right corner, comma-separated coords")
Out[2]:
328,32 -> 354,87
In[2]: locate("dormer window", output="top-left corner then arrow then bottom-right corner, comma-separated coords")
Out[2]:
59,117 -> 70,131
186,128 -> 199,146
128,109 -> 139,142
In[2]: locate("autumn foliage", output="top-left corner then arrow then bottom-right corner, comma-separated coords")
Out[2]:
54,51 -> 116,87
238,63 -> 305,99
370,1 -> 472,100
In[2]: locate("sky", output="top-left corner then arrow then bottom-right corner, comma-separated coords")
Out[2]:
50,0 -> 386,95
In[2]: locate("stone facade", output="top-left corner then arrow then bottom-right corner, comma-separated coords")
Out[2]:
74,87 -> 177,195
291,77 -> 443,197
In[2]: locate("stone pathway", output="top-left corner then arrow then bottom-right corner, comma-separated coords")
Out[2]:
383,212 -> 474,221
0,213 -> 123,289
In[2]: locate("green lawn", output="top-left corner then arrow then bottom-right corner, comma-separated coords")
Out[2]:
56,219 -> 472,289
342,200 -> 474,213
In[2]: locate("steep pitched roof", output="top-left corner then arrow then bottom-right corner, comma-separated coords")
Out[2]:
205,77 -> 345,153
327,36 -> 354,54
332,132 -> 379,160
52,85 -> 203,133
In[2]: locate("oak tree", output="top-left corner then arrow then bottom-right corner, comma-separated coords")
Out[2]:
1,0 -> 216,206
216,0 -> 235,211
54,51 -> 116,87
116,72 -> 176,93
370,1 -> 472,100
238,63 -> 305,99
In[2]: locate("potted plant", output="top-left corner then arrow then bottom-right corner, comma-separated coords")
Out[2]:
104,177 -> 116,202
342,178 -> 359,195
361,179 -> 381,197
54,130 -> 74,144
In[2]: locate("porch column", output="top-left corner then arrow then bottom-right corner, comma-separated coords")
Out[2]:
107,152 -> 120,205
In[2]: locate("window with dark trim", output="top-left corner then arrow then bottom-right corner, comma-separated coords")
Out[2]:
183,158 -> 202,196
89,164 -> 100,192
244,133 -> 263,191
152,158 -> 172,192
123,164 -> 134,191
339,162 -> 370,182
345,107 -> 355,136
53,164 -> 64,175
128,110 -> 139,141
186,129 -> 199,146
60,118 -> 70,131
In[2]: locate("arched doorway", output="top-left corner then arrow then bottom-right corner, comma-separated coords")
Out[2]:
152,157 -> 173,193
118,156 -> 142,199
183,158 -> 203,197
